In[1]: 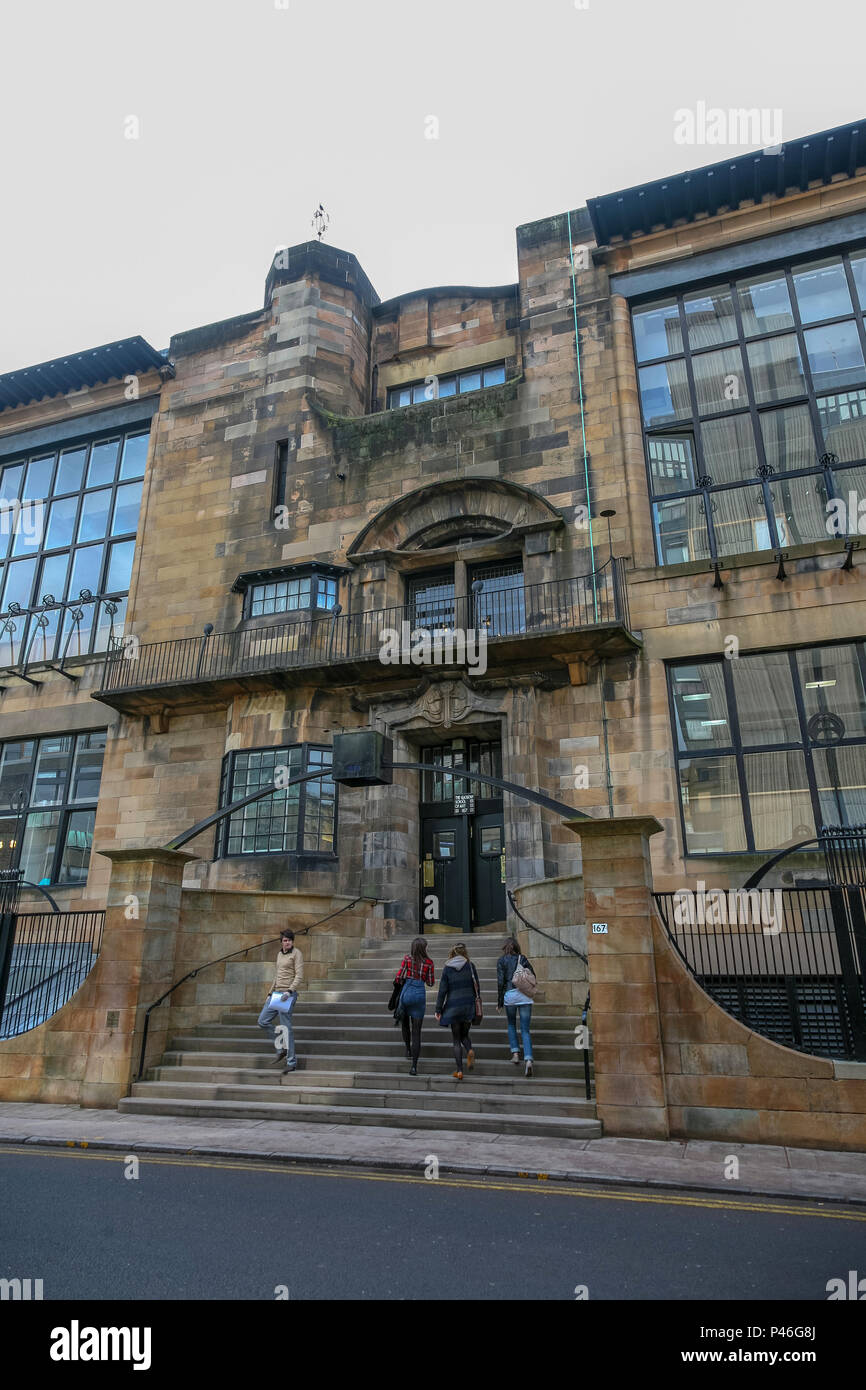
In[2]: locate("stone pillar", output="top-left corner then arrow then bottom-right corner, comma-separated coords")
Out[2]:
81,848 -> 197,1106
565,815 -> 669,1139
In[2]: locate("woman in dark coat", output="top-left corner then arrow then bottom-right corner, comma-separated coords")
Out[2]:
435,942 -> 481,1080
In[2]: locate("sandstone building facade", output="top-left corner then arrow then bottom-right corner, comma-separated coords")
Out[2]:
0,117 -> 865,993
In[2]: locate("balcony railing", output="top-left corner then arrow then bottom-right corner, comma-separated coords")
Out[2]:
98,559 -> 635,704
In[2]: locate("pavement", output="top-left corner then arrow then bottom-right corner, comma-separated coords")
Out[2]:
1,1101 -> 866,1204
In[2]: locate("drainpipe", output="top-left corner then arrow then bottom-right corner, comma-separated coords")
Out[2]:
599,659 -> 614,818
567,208 -> 598,621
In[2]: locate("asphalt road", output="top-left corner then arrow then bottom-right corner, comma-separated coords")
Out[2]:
1,1147 -> 863,1301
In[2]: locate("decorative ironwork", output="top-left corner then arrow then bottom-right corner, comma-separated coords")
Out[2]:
311,203 -> 330,242
807,711 -> 846,746
756,463 -> 775,479
696,474 -> 714,489
100,560 -> 633,699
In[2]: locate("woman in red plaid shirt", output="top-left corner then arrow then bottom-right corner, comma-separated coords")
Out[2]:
394,936 -> 435,1076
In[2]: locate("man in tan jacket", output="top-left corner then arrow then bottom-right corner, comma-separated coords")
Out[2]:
257,929 -> 304,1072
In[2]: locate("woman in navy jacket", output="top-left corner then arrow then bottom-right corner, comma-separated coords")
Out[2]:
435,942 -> 481,1080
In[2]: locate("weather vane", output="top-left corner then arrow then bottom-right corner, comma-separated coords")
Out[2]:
312,204 -> 330,242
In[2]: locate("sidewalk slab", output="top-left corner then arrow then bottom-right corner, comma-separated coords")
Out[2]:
1,1102 -> 865,1205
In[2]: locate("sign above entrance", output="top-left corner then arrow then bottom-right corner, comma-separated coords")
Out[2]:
454,794 -> 475,815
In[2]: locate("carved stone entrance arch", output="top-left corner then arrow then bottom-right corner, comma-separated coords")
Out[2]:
356,675 -> 556,933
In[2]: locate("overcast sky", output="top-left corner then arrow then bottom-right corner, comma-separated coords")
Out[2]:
0,0 -> 863,372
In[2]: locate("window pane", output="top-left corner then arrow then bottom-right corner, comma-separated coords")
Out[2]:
106,539 -> 135,594
747,334 -> 807,402
0,465 -> 23,502
671,663 -> 731,750
700,414 -> 759,484
112,481 -> 143,536
743,751 -> 815,851
0,740 -> 35,807
633,300 -> 683,361
19,810 -> 61,884
70,730 -> 107,802
57,809 -> 95,884
737,272 -> 794,336
818,389 -> 866,463
683,285 -> 737,349
45,495 -> 78,550
412,383 -> 432,404
93,596 -> 127,654
87,440 -> 119,487
646,434 -> 696,494
32,736 -> 73,805
56,448 -> 86,493
37,551 -> 68,605
803,321 -> 865,392
797,645 -> 866,741
731,652 -> 799,744
710,483 -> 770,556
679,756 -> 747,854
69,545 -> 104,599
119,433 -> 149,480
459,371 -> 482,394
77,489 -> 111,542
793,258 -> 853,323
1,557 -> 37,611
692,347 -> 744,416
483,364 -> 506,386
437,377 -> 457,399
770,471 -> 831,547
638,360 -> 691,426
23,456 -> 54,501
10,499 -> 45,556
759,404 -> 818,473
653,495 -> 711,564
813,746 -> 866,828
60,600 -> 96,657
0,816 -> 19,871
850,252 -> 866,312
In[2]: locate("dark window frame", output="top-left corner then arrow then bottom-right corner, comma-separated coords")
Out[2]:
387,362 -> 507,410
0,728 -> 107,886
243,566 -> 339,620
0,422 -> 149,663
666,640 -> 866,858
633,247 -> 866,564
215,742 -> 338,861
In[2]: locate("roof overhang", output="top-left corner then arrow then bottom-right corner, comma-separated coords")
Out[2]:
0,336 -> 171,412
588,117 -> 866,247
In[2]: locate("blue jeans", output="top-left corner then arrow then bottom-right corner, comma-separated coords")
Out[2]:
505,1003 -> 533,1061
258,993 -> 297,1065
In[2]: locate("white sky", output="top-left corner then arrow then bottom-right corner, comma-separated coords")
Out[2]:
0,0 -> 863,372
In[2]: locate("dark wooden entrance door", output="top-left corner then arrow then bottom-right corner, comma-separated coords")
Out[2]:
419,739 -> 506,932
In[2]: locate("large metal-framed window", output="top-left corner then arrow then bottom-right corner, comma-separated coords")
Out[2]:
421,740 -> 503,803
0,425 -> 149,663
667,642 -> 866,857
216,744 -> 337,859
469,559 -> 524,636
387,362 -> 506,410
247,571 -> 337,619
0,729 -> 107,884
408,570 -> 456,629
633,249 -> 866,564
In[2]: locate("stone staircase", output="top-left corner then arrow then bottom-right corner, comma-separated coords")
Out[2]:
119,933 -> 600,1139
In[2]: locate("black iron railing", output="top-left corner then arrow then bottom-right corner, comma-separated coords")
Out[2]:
654,887 -> 866,1060
100,560 -> 632,696
0,910 -> 105,1039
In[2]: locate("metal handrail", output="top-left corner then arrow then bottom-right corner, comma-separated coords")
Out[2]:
506,889 -> 588,963
0,910 -> 105,1040
100,560 -> 633,696
134,893 -> 377,1080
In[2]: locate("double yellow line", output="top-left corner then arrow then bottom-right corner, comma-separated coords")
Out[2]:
2,1144 -> 864,1222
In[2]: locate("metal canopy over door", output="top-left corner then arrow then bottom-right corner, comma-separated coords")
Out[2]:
420,740 -> 506,932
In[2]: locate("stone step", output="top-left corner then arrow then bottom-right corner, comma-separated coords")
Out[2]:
194,1023 -> 581,1047
117,1094 -> 602,1140
154,1060 -> 591,1092
218,1013 -> 579,1036
161,1049 -> 594,1081
167,1033 -> 587,1064
131,1078 -> 592,1119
